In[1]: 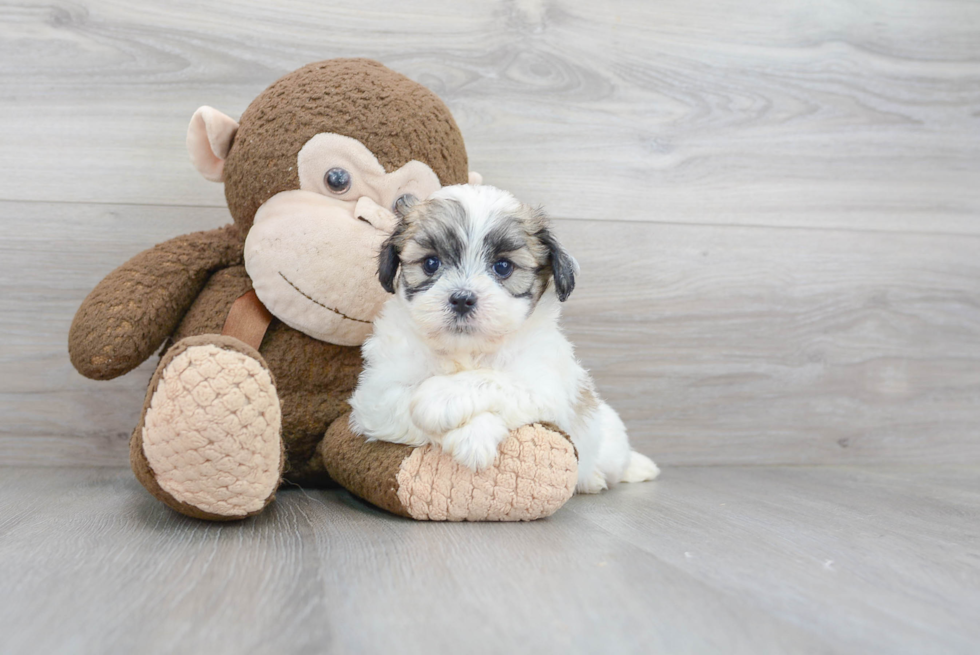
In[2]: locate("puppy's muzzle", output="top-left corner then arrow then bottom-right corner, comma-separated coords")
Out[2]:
449,290 -> 477,317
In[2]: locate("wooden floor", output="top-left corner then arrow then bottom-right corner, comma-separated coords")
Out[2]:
1,465 -> 977,654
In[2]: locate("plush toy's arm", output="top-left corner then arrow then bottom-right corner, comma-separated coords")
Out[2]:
68,225 -> 243,380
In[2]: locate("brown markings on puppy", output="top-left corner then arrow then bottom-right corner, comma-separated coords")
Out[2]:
573,379 -> 600,417
530,214 -> 577,303
482,204 -> 576,306
401,199 -> 468,268
481,208 -> 547,301
379,197 -> 467,298
378,194 -> 577,306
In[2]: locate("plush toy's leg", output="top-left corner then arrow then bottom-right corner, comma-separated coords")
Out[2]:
130,335 -> 284,521
320,415 -> 578,521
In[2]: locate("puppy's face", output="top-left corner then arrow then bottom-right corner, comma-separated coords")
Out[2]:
378,185 -> 576,347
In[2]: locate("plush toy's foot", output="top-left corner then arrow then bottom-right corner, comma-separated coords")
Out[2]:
131,335 -> 283,521
321,415 -> 577,521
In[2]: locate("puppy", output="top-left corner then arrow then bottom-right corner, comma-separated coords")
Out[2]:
349,185 -> 659,493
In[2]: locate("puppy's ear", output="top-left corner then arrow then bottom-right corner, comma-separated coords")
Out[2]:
378,231 -> 401,294
539,227 -> 579,302
381,198 -> 420,293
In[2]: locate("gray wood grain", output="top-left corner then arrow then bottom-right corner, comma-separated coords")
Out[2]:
2,200 -> 979,467
0,201 -> 232,466
0,0 -> 977,232
0,465 -> 977,655
565,465 -> 980,655
2,1 -> 979,465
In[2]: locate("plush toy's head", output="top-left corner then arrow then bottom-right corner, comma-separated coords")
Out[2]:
186,59 -> 473,346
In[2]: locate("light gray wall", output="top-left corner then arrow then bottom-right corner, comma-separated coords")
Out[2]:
2,0 -> 978,466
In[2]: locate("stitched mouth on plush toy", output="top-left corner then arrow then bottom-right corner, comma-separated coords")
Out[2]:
278,271 -> 372,324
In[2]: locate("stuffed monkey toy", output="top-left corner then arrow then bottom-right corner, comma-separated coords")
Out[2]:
69,59 -> 577,521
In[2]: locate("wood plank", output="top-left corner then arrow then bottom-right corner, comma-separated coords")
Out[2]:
1,465 -> 977,654
1,0 -> 977,232
561,218 -> 980,466
2,200 -> 978,467
565,465 -> 980,655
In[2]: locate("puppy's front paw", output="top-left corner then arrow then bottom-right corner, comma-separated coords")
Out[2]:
410,376 -> 477,433
440,413 -> 510,471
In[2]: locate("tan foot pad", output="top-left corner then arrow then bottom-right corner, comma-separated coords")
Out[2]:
396,424 -> 578,521
141,341 -> 282,518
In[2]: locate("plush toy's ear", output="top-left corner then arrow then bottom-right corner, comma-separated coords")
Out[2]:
468,171 -> 483,185
187,106 -> 239,182
539,228 -> 579,302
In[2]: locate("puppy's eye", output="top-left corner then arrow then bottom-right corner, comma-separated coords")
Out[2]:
422,256 -> 441,276
324,167 -> 351,194
492,260 -> 514,279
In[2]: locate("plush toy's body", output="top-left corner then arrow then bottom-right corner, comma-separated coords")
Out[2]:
69,59 -> 578,521
167,260 -> 359,484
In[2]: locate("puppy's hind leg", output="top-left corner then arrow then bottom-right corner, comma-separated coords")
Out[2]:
622,451 -> 660,483
590,402 -> 659,490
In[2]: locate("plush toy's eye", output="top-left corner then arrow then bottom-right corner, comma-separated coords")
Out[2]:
324,167 -> 351,194
422,256 -> 441,276
393,193 -> 417,215
492,259 -> 514,279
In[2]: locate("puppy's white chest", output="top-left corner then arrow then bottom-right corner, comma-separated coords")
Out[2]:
438,353 -> 487,375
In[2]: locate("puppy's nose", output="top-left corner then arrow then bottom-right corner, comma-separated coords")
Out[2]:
449,291 -> 477,316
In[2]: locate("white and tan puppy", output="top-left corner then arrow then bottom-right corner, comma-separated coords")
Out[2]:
349,185 -> 659,493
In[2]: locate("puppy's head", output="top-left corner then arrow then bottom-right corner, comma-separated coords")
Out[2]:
378,185 -> 577,345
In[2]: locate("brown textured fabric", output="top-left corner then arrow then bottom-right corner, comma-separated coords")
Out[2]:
321,416 -> 579,522
170,265 -> 361,485
319,415 -> 415,518
69,225 -> 243,380
221,290 -> 273,351
223,59 -> 470,231
130,334 -> 284,521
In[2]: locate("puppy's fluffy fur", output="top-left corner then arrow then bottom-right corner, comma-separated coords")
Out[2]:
349,185 -> 658,493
